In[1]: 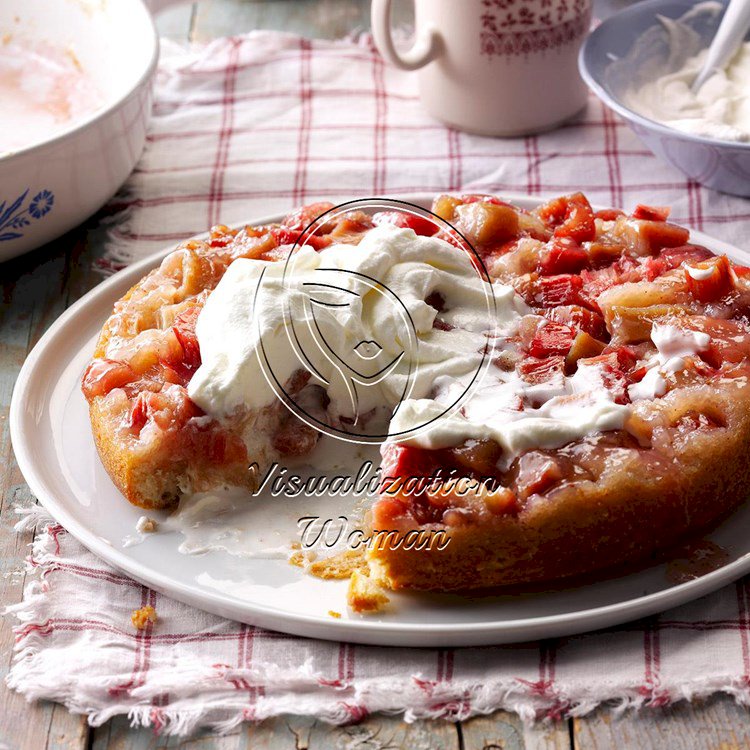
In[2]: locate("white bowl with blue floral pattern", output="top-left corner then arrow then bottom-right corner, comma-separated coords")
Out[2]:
0,0 -> 165,262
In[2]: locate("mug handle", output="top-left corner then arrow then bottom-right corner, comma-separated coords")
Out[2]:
371,0 -> 441,71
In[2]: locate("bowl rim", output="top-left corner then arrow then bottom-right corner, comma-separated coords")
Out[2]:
579,0 -> 750,152
0,0 -> 159,164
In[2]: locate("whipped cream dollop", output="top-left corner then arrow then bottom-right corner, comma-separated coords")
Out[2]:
189,225 -> 509,430
190,223 -> 641,467
621,8 -> 750,143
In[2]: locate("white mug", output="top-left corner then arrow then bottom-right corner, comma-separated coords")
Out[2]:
371,0 -> 592,137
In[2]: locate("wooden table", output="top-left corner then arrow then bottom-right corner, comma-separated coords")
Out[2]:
2,1 -> 750,747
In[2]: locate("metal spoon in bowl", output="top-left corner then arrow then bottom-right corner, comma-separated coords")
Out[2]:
692,0 -> 750,92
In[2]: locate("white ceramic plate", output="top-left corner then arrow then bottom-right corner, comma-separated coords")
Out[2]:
11,193 -> 750,647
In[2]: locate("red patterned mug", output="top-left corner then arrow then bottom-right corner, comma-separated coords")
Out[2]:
371,0 -> 592,136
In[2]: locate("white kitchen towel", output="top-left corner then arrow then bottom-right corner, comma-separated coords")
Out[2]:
7,512 -> 750,735
100,33 -> 746,271
7,31 -> 750,735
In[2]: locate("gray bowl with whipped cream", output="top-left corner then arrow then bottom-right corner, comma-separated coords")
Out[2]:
580,0 -> 750,197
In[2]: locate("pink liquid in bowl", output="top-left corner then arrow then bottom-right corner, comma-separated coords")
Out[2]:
0,38 -> 105,154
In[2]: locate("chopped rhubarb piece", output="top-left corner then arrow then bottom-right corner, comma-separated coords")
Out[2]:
636,220 -> 690,253
328,215 -> 376,243
130,388 -> 202,434
271,221 -> 331,250
81,359 -> 136,399
204,430 -> 248,464
162,306 -> 203,384
448,439 -> 502,476
282,201 -> 335,232
171,307 -> 201,369
594,208 -> 625,221
454,201 -> 519,247
157,328 -> 185,365
461,194 -> 512,206
432,194 -> 461,222
613,345 -> 639,371
269,226 -> 299,247
545,305 -> 607,340
517,314 -> 545,347
565,331 -> 607,371
531,274 -> 585,307
372,210 -> 439,236
537,193 -> 596,243
693,317 -> 750,365
284,368 -> 312,395
640,245 -> 712,281
659,244 -> 713,268
129,392 -> 152,432
586,241 -> 624,269
433,318 -> 455,332
685,256 -> 734,303
279,202 -> 341,249
698,345 -> 723,370
137,392 -> 170,431
483,486 -> 519,515
517,355 -> 566,384
515,452 -> 564,500
208,225 -> 236,249
372,497 -> 410,526
491,348 -> 519,372
579,267 -> 617,303
425,290 -> 446,312
556,199 -> 595,243
527,320 -> 576,358
302,233 -> 334,250
272,418 -> 320,456
579,347 -> 638,403
641,256 -> 669,281
578,255 -> 642,302
624,411 -> 653,447
536,194 -> 572,226
631,204 -> 670,222
539,237 -> 589,275
381,445 -> 439,494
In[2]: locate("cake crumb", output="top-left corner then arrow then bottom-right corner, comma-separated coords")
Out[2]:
66,47 -> 82,71
347,571 -> 389,614
308,548 -> 368,580
328,610 -> 342,619
289,548 -> 317,568
131,605 -> 157,630
136,516 -> 158,534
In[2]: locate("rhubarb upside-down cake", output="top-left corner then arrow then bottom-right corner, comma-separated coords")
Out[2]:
83,193 -> 750,592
